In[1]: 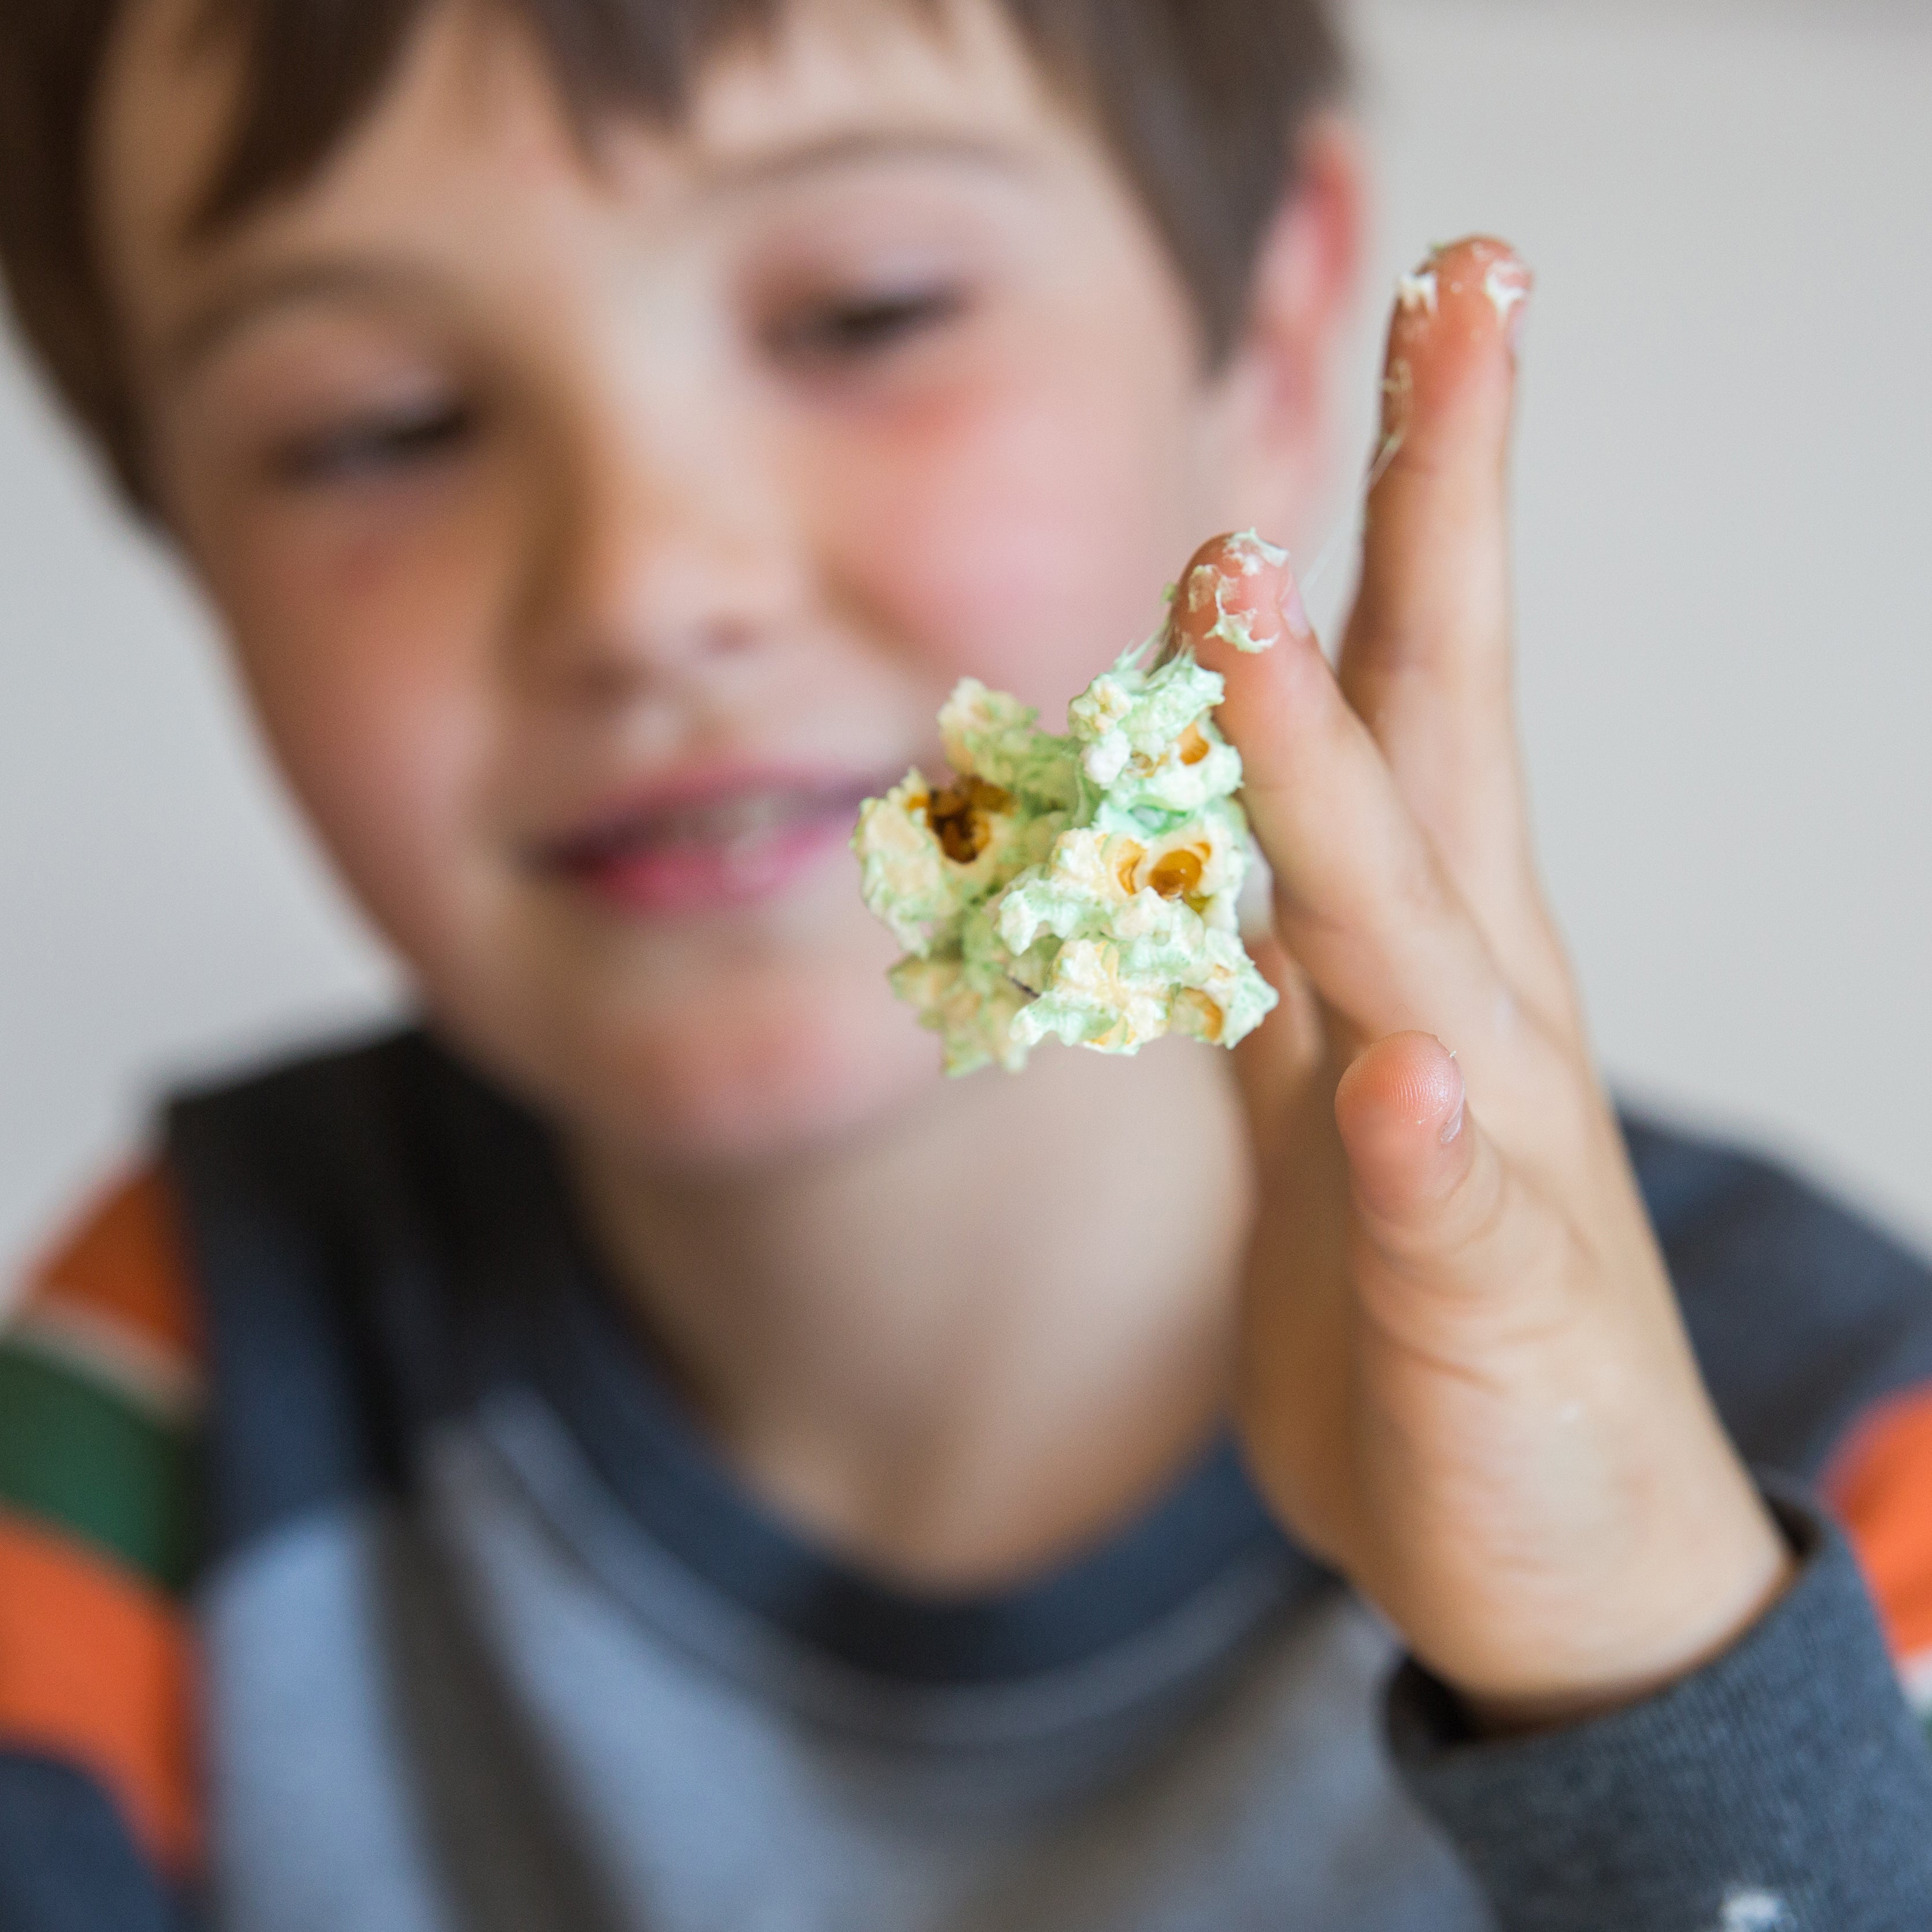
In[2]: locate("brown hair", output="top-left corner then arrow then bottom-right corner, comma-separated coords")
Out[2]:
0,0 -> 1344,510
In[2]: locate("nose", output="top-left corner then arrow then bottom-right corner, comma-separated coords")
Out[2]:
516,380 -> 805,706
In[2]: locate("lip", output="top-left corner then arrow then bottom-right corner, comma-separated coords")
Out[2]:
535,764 -> 895,918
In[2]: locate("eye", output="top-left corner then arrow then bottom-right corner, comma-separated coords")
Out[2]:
271,397 -> 479,486
767,286 -> 967,365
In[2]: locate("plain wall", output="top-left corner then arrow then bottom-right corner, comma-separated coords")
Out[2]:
3,0 -> 1930,1280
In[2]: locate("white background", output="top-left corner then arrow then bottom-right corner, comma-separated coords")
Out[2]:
3,0 -> 1930,1280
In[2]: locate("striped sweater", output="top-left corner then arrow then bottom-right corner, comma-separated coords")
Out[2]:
5,1028 -> 1932,1929
0,1168 -> 199,1903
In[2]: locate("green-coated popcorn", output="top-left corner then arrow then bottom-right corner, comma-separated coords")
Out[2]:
852,564 -> 1282,1075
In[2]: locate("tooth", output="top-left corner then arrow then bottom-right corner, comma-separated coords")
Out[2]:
649,790 -> 815,847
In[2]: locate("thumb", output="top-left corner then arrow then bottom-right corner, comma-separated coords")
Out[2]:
1331,1031 -> 1564,1345
1333,1030 -> 1470,1227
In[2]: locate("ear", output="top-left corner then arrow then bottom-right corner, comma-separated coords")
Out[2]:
1205,115 -> 1368,546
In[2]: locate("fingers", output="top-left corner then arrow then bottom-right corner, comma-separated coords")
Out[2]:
1181,534 -> 1518,1063
1339,240 -> 1571,1023
1328,1031 -> 1792,1721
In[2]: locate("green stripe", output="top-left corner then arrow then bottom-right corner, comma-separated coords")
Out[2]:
0,1343 -> 199,1593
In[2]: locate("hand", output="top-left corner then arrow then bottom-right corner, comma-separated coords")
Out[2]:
1179,238 -> 1792,1730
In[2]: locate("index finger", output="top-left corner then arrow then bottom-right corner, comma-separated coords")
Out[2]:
1174,532 -> 1523,1075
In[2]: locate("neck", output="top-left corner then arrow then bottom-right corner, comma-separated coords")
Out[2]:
568,1041 -> 1252,1593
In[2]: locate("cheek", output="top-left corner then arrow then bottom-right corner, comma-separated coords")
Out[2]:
205,501 -> 503,972
815,338 -> 1207,724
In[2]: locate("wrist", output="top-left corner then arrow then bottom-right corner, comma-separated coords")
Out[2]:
1458,1484 -> 1798,1737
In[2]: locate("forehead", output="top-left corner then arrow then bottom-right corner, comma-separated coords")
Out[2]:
93,0 -> 1074,301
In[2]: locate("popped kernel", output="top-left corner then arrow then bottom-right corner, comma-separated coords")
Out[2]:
852,558 -> 1282,1075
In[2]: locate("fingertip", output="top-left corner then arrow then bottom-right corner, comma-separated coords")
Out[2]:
1380,239 -> 1531,468
1361,240 -> 1530,599
1163,532 -> 1327,816
1337,1030 -> 1464,1139
1172,530 -> 1312,664
1335,1031 -> 1470,1211
1392,236 -> 1533,353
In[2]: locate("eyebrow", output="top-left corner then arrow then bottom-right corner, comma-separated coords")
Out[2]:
160,128 -> 1031,377
160,260 -> 435,379
699,126 -> 1032,193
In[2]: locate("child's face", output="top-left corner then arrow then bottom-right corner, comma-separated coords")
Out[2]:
95,0 -> 1346,1165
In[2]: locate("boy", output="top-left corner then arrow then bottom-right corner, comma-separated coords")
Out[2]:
3,0 -> 1932,1926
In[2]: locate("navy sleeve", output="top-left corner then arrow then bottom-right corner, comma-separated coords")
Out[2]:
1624,1114 -> 1932,1480
0,1751 -> 195,1931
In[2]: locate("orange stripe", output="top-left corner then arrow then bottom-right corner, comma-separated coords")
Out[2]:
1824,1383 -> 1932,1661
0,1508 -> 198,1873
18,1168 -> 199,1365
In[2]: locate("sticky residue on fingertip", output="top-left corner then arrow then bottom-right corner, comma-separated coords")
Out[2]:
1396,268 -> 1439,316
1206,606 -> 1270,654
1225,528 -> 1291,573
1483,258 -> 1531,327
1183,568 -> 1264,651
1190,531 -> 1293,653
1380,358 -> 1413,435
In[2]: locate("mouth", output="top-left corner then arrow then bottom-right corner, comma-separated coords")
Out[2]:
537,770 -> 891,917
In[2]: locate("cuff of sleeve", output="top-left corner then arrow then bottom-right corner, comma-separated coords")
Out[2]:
1387,1478 -> 1932,1931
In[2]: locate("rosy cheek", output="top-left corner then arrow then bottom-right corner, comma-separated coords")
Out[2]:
819,353 -> 1196,722
216,519 -> 498,957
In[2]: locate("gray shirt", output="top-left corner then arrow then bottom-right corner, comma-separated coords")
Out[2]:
131,1030 -> 1932,1930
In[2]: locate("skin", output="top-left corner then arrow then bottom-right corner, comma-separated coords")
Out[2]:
92,0 -> 1787,1726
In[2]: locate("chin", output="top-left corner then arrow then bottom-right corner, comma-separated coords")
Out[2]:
604,995 -> 946,1171
458,951 -> 948,1176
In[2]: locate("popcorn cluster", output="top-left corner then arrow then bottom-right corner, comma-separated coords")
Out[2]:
853,604 -> 1279,1075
